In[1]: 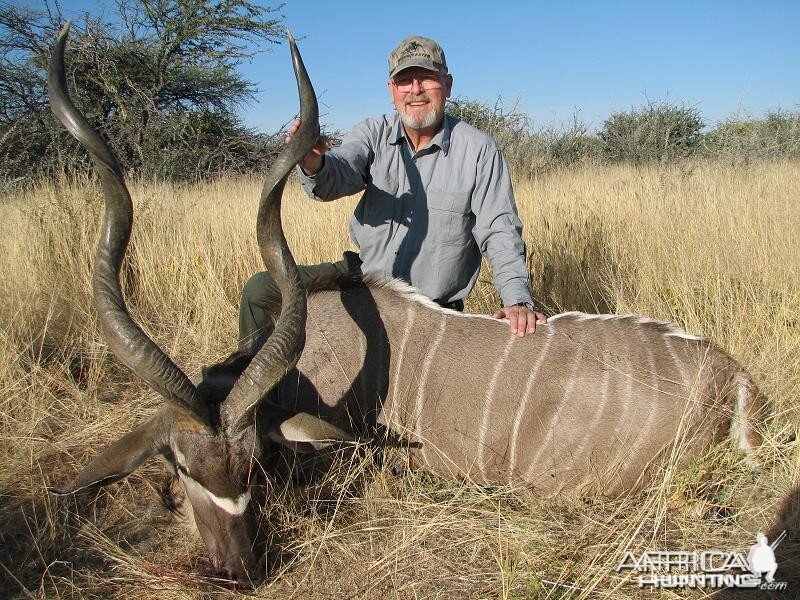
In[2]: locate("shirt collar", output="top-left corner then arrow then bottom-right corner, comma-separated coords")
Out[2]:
390,112 -> 452,156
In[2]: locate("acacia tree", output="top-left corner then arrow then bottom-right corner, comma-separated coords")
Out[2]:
0,0 -> 285,183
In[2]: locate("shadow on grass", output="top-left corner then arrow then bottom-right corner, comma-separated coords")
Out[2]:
529,213 -> 621,315
0,485 -> 116,597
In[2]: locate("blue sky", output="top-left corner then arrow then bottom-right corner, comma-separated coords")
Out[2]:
58,0 -> 800,135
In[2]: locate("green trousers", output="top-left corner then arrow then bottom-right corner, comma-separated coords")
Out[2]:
238,255 -> 355,349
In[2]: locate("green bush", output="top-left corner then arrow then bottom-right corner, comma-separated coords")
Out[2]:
446,97 -> 597,177
446,97 -> 529,153
138,111 -> 284,181
704,109 -> 800,162
598,100 -> 704,164
526,117 -> 602,175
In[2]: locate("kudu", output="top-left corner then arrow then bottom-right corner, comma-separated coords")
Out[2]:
48,23 -> 336,585
51,21 -> 766,588
267,279 -> 764,496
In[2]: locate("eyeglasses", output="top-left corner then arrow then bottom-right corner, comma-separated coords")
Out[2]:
390,74 -> 443,93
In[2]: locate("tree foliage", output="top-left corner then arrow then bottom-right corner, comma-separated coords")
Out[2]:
446,96 -> 597,177
0,0 -> 285,184
448,95 -> 800,178
704,109 -> 800,163
598,100 -> 704,164
446,96 -> 663,174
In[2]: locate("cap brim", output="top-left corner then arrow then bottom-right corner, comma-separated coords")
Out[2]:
389,59 -> 443,78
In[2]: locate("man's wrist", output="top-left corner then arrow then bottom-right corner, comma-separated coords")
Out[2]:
300,155 -> 324,176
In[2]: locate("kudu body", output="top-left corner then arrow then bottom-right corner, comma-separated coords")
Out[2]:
50,22 -> 765,588
273,280 -> 763,495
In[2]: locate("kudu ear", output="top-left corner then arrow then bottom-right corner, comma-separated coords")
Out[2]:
51,413 -> 167,495
268,412 -> 354,451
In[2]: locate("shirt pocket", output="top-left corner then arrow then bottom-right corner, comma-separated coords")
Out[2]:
426,189 -> 473,246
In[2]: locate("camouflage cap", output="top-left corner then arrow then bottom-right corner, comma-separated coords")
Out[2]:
388,36 -> 447,78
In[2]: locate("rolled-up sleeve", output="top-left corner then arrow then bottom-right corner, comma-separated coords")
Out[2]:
298,120 -> 375,201
470,148 -> 532,307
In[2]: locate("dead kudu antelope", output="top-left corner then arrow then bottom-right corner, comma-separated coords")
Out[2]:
51,22 -> 765,588
48,23 -> 333,585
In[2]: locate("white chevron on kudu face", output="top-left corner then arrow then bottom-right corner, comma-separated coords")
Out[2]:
180,473 -> 252,516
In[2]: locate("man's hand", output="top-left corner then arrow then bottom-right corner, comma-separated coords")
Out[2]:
286,118 -> 330,175
493,305 -> 547,337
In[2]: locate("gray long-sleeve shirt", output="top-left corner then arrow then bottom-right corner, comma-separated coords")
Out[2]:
298,112 -> 532,307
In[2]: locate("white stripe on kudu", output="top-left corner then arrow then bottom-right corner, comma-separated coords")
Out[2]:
608,334 -> 637,465
414,313 -> 448,466
664,334 -> 692,390
567,329 -> 611,483
628,325 -> 660,457
508,325 -> 555,483
391,303 -> 417,405
524,337 -> 586,484
477,334 -> 517,477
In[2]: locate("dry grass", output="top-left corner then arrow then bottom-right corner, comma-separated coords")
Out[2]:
1,160 -> 798,598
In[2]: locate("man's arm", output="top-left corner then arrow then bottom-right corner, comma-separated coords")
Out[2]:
289,118 -> 375,201
471,147 -> 546,336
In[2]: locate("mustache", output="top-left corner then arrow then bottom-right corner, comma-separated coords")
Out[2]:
404,94 -> 430,105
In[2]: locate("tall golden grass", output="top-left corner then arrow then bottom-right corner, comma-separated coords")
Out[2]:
1,160 -> 798,598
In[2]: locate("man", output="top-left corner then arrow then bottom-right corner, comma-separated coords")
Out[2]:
239,35 -> 545,346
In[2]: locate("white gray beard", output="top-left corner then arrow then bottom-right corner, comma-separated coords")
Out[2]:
399,104 -> 442,130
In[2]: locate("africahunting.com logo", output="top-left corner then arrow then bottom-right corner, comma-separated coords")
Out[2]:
617,531 -> 787,590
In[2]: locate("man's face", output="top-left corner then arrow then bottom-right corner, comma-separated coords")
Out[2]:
388,67 -> 453,132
